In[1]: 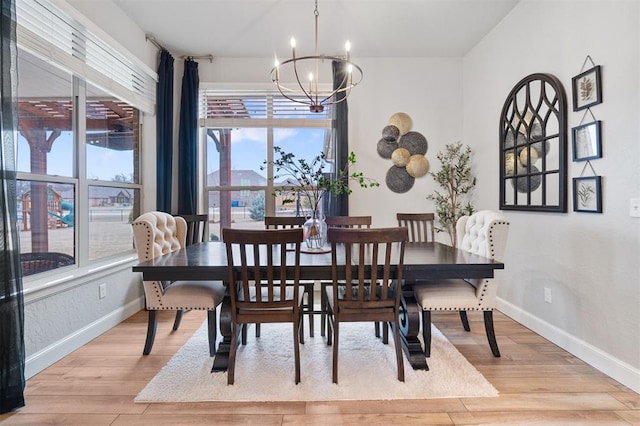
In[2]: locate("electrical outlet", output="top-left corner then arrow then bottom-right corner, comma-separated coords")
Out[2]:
630,198 -> 640,218
99,283 -> 107,299
544,287 -> 552,304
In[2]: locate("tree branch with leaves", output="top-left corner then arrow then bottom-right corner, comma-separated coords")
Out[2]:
427,142 -> 476,248
263,146 -> 379,216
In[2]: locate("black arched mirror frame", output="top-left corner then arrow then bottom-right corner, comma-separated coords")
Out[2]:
499,73 -> 567,212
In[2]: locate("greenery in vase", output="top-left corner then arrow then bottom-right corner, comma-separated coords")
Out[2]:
427,141 -> 476,248
263,146 -> 379,217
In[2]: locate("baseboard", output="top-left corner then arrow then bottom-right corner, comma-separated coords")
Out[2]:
497,298 -> 640,394
25,297 -> 144,379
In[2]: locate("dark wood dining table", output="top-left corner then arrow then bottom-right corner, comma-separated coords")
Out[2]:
132,241 -> 504,371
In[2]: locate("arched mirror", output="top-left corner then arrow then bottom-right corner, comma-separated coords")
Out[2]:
499,73 -> 567,212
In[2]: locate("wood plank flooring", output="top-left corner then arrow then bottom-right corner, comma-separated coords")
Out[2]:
1,309 -> 638,425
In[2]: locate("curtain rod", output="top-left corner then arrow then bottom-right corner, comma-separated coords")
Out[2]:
145,34 -> 167,51
182,55 -> 214,63
145,34 -> 214,63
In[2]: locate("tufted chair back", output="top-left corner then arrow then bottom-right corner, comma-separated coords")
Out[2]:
456,210 -> 510,308
132,211 -> 188,309
132,211 -> 187,262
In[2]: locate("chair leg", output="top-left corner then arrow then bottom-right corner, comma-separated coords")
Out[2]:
393,318 -> 405,382
305,283 -> 315,338
422,310 -> 432,357
293,318 -> 301,384
382,321 -> 389,344
320,283 -> 328,337
332,320 -> 339,384
207,309 -> 217,356
255,323 -> 260,338
228,323 -> 239,385
143,310 -> 158,355
459,310 -> 470,331
325,300 -> 333,346
308,285 -> 315,338
374,321 -> 380,338
299,306 -> 305,345
484,310 -> 501,357
172,310 -> 184,331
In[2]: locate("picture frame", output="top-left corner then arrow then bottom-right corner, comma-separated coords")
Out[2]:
572,65 -> 602,111
573,176 -> 602,213
572,120 -> 602,161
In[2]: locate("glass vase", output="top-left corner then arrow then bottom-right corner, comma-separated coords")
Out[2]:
303,212 -> 327,250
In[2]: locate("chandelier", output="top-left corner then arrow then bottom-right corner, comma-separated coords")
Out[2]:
270,0 -> 363,113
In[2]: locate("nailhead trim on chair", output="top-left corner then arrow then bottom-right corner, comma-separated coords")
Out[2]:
133,212 -> 225,311
417,212 -> 510,312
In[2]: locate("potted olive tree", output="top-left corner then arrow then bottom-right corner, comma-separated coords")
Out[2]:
427,142 -> 476,248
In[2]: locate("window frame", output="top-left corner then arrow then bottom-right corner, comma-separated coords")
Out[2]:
200,89 -> 333,228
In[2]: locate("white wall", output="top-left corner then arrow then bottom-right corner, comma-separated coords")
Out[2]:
464,0 -> 640,391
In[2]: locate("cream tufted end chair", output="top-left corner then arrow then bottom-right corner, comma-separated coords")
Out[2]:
413,210 -> 509,357
132,211 -> 226,356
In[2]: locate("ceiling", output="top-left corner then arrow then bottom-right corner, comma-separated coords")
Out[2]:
111,0 -> 520,59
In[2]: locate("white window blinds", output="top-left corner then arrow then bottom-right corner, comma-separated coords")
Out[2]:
16,0 -> 156,114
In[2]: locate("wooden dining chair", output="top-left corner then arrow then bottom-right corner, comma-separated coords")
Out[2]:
396,212 -> 436,242
390,212 -> 436,340
324,215 -> 372,229
223,227 -> 305,385
171,214 -> 209,330
264,215 -> 306,229
413,210 -> 509,357
132,212 -> 225,356
320,215 -> 372,337
176,214 -> 208,246
263,215 -> 315,338
325,227 -> 408,383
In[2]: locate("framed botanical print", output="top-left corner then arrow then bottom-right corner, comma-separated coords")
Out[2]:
572,120 -> 602,161
572,65 -> 602,111
573,176 -> 602,213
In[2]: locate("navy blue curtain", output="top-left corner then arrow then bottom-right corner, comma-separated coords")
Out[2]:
330,61 -> 349,216
1,0 -> 26,413
177,59 -> 199,215
156,50 -> 174,213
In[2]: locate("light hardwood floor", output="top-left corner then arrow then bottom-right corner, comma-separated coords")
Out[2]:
1,309 -> 638,425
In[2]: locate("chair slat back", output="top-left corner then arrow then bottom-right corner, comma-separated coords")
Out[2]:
396,212 -> 435,242
325,215 -> 372,229
264,216 -> 306,229
176,214 -> 208,246
328,227 -> 407,311
223,228 -> 303,312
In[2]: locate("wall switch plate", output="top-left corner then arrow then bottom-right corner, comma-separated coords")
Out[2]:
630,198 -> 640,218
544,287 -> 552,304
99,283 -> 106,299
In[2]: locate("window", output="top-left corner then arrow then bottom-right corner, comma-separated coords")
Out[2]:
14,0 -> 154,280
16,49 -> 143,276
201,91 -> 333,239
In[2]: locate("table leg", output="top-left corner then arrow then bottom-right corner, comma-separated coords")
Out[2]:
211,295 -> 232,371
399,287 -> 429,370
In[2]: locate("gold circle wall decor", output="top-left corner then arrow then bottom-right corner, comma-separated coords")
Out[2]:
406,154 -> 429,178
391,148 -> 411,167
388,112 -> 412,135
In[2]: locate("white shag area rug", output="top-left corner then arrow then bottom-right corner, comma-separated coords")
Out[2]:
135,320 -> 498,402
